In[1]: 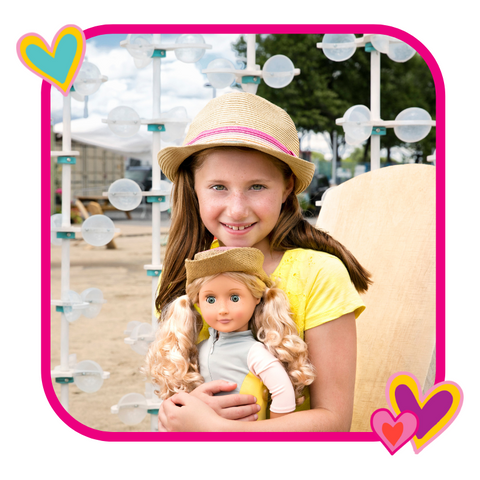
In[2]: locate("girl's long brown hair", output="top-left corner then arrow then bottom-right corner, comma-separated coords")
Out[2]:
156,147 -> 372,314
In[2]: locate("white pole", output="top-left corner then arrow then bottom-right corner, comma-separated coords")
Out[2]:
149,34 -> 162,432
60,93 -> 73,410
61,95 -> 72,227
243,35 -> 258,94
370,50 -> 381,171
332,130 -> 337,185
246,34 -> 255,71
151,34 -> 161,327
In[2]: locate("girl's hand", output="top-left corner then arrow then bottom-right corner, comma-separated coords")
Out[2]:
160,392 -> 227,432
157,380 -> 260,432
190,380 -> 261,421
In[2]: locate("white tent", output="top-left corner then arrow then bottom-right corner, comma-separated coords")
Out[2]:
53,115 -> 153,163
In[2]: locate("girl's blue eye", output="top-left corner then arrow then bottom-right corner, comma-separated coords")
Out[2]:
230,295 -> 240,303
206,296 -> 216,304
251,184 -> 265,191
212,185 -> 226,191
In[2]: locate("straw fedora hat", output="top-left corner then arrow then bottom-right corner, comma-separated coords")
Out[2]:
185,247 -> 272,287
157,92 -> 315,194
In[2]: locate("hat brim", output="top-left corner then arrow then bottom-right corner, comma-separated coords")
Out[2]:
186,247 -> 271,287
157,141 -> 315,194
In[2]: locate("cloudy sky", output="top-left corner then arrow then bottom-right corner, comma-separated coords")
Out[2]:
50,32 -> 419,163
51,34 -> 243,123
50,32 -> 338,162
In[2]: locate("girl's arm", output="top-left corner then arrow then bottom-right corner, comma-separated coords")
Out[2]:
157,380 -> 261,430
159,312 -> 357,432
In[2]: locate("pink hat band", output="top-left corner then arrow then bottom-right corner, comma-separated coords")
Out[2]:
186,126 -> 297,158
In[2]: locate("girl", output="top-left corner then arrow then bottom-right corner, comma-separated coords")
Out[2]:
155,92 -> 371,432
144,247 -> 315,420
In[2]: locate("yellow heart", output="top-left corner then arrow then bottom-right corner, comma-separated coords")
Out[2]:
387,372 -> 463,453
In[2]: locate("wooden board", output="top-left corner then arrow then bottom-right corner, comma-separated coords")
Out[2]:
316,164 -> 436,432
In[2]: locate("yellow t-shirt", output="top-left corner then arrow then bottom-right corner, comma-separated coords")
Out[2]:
270,248 -> 365,339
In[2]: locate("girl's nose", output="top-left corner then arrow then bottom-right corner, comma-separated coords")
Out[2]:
226,192 -> 249,220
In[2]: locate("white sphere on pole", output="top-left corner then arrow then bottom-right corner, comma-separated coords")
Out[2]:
343,105 -> 372,145
51,213 -> 63,246
129,323 -> 154,355
371,35 -> 416,63
262,54 -> 295,89
73,360 -> 105,393
394,107 -> 432,142
73,62 -> 102,96
322,34 -> 357,62
117,393 -> 149,425
108,178 -> 143,211
387,41 -> 416,63
161,106 -> 190,144
61,290 -> 83,323
81,287 -> 105,319
107,106 -> 141,137
370,35 -> 392,54
81,215 -> 115,247
126,34 -> 154,60
175,34 -> 207,63
206,58 -> 236,89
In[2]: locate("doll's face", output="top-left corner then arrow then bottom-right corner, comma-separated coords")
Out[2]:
198,275 -> 261,333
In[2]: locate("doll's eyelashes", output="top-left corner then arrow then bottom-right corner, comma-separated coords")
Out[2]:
206,296 -> 216,304
230,295 -> 240,303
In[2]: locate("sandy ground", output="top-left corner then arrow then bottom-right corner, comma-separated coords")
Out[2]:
50,219 -> 168,432
50,210 -> 318,432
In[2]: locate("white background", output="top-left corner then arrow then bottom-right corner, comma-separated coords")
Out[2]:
4,1 -> 478,478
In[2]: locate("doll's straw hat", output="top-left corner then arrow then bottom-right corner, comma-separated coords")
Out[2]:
157,92 -> 315,194
185,247 -> 272,287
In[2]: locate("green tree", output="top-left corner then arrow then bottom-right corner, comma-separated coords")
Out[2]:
232,34 -> 436,162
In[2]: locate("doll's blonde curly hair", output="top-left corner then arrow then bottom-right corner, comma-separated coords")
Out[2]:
143,272 -> 315,401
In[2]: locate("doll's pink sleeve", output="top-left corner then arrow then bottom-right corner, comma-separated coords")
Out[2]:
247,343 -> 296,414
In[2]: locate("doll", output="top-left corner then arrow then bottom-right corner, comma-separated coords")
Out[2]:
144,247 -> 315,420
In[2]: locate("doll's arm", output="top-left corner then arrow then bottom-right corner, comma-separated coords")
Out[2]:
247,343 -> 296,415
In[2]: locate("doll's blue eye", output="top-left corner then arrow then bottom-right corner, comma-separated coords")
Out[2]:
206,296 -> 216,304
230,295 -> 240,303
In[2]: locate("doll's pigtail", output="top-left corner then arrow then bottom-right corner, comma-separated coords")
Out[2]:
254,286 -> 316,399
143,295 -> 204,399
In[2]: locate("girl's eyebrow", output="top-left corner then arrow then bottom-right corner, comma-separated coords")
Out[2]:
204,177 -> 273,184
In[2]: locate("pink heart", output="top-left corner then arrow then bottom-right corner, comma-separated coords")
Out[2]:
371,409 -> 418,455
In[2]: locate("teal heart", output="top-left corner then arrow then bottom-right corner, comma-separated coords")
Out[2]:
25,34 -> 77,84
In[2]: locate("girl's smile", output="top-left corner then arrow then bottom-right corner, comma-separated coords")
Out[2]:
194,149 -> 294,258
221,222 -> 256,235
222,222 -> 255,231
